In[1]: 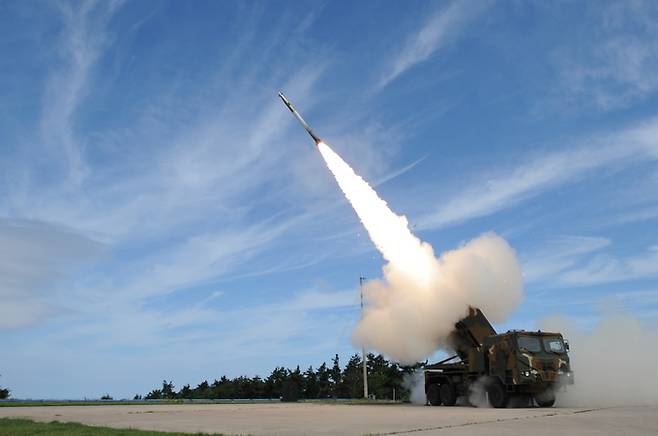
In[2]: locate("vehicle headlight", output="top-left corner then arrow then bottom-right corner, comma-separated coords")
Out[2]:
523,371 -> 530,377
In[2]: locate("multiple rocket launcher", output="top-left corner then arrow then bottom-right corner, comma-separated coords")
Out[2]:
278,92 -> 575,409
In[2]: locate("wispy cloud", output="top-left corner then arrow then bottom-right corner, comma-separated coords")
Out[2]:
519,234 -> 658,289
522,236 -> 611,284
378,0 -> 488,89
114,218 -> 300,301
612,288 -> 658,306
604,205 -> 658,227
0,4 -> 338,337
559,244 -> 658,287
0,0 -> 398,347
417,116 -> 658,230
374,154 -> 428,187
39,2 -> 120,184
552,1 -> 658,111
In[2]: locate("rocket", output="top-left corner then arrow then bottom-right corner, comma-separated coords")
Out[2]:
278,92 -> 322,145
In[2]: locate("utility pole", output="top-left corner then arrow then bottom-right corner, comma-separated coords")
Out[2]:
360,276 -> 369,399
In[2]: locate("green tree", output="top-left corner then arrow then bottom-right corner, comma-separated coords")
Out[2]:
303,366 -> 318,399
161,380 -> 175,399
234,376 -> 254,399
193,380 -> 210,399
364,353 -> 415,400
316,362 -> 331,398
177,384 -> 192,399
145,389 -> 162,399
0,375 -> 10,400
250,375 -> 265,398
264,367 -> 288,398
287,366 -> 304,399
210,377 -> 228,399
341,354 -> 363,398
330,354 -> 342,397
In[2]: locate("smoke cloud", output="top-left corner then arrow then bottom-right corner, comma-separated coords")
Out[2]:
318,142 -> 524,363
402,371 -> 426,405
540,310 -> 658,407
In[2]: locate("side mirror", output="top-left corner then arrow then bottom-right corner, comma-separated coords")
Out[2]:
564,340 -> 570,352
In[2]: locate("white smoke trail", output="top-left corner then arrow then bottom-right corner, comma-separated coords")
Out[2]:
318,142 -> 436,285
317,142 -> 524,364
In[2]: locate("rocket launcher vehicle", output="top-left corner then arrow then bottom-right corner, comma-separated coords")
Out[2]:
425,308 -> 573,408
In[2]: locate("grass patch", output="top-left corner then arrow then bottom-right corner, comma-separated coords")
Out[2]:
0,418 -> 227,435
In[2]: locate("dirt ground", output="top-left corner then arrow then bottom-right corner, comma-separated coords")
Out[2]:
1,403 -> 657,435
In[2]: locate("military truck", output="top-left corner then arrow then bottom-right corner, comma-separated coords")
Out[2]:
424,308 -> 573,408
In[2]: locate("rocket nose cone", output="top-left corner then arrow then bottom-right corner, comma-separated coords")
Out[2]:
278,92 -> 289,103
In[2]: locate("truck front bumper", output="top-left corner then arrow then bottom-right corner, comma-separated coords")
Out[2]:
558,371 -> 575,385
518,370 -> 574,385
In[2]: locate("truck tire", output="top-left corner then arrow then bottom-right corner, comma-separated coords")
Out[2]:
439,383 -> 457,406
534,390 -> 555,408
427,384 -> 441,406
486,380 -> 508,408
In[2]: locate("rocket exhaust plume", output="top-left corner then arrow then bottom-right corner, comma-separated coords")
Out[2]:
280,93 -> 524,363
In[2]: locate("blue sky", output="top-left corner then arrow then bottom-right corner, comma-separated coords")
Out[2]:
1,0 -> 658,399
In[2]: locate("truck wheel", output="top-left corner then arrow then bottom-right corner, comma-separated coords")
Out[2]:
439,383 -> 457,406
427,384 -> 441,406
486,380 -> 508,408
534,390 -> 555,408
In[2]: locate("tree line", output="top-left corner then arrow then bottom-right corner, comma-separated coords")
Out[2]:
140,353 -> 421,401
0,375 -> 9,399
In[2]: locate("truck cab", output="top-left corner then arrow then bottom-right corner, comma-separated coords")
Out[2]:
483,331 -> 573,405
492,331 -> 573,387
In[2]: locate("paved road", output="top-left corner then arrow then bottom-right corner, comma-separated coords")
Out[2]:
1,403 -> 657,435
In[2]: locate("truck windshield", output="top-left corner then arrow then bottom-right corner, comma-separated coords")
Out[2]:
517,336 -> 541,353
543,337 -> 565,353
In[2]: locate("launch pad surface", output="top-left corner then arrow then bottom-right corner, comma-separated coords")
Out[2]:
1,403 -> 656,435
